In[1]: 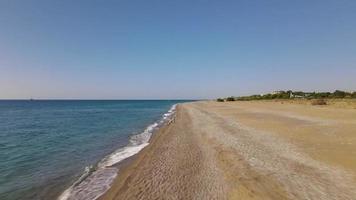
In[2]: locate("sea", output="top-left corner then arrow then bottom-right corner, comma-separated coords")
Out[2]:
0,100 -> 187,200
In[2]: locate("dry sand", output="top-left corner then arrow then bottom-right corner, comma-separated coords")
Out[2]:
101,100 -> 356,200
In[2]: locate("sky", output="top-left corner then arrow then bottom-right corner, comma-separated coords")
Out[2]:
0,0 -> 356,99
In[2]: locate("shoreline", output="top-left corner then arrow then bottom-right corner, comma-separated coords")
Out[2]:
99,100 -> 356,200
98,112 -> 178,200
57,104 -> 178,200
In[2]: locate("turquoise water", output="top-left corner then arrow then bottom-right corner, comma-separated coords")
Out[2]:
0,100 -> 186,200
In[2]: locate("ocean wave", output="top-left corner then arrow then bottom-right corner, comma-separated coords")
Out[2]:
57,104 -> 177,200
99,143 -> 149,168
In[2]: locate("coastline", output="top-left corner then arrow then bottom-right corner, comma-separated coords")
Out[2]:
98,110 -> 179,200
100,100 -> 356,200
57,104 -> 178,200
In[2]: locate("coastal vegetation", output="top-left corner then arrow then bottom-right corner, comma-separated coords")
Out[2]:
218,90 -> 356,102
217,98 -> 225,102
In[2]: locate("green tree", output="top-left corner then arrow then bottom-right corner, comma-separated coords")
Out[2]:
333,90 -> 347,98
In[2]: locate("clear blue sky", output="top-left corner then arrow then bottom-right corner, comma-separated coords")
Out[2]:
1,0 -> 355,99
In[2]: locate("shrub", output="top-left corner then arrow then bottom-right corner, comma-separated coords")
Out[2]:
352,92 -> 356,99
333,90 -> 347,98
226,97 -> 235,101
263,94 -> 273,99
314,92 -> 331,99
311,99 -> 327,105
217,98 -> 224,102
293,91 -> 305,96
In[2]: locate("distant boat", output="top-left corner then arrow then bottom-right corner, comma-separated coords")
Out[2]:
30,98 -> 34,101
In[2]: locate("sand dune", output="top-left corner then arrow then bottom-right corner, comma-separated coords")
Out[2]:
101,100 -> 356,200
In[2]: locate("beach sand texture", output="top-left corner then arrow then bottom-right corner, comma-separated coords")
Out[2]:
101,100 -> 356,200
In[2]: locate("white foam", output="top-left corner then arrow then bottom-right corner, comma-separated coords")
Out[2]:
58,188 -> 71,200
129,122 -> 158,146
58,104 -> 177,200
99,143 -> 149,167
58,168 -> 118,200
58,166 -> 94,200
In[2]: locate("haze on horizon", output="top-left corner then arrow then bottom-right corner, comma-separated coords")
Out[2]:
1,0 -> 356,100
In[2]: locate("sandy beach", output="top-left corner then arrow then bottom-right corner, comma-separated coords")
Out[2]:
101,100 -> 356,200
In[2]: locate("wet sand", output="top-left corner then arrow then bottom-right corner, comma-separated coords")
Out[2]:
101,100 -> 356,200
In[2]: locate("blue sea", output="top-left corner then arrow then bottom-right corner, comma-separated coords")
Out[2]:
0,100 -> 186,200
